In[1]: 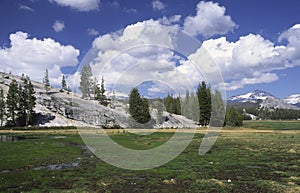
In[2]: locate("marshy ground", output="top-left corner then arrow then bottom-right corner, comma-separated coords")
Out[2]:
0,121 -> 299,192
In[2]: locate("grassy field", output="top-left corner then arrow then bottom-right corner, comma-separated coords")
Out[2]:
0,124 -> 300,192
244,120 -> 300,130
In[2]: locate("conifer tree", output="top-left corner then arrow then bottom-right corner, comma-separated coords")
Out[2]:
196,81 -> 212,126
43,69 -> 50,93
79,64 -> 92,98
0,88 -> 5,127
225,107 -> 243,127
61,75 -> 67,91
129,88 -> 151,124
98,77 -> 108,106
210,90 -> 225,127
25,77 -> 36,126
6,79 -> 18,126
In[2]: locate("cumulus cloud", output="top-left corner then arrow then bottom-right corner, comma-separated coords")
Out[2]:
49,0 -> 100,12
278,24 -> 300,66
159,15 -> 181,25
53,20 -> 65,32
198,25 -> 300,90
152,0 -> 166,11
19,4 -> 35,11
183,1 -> 237,37
0,31 -> 80,85
82,19 -> 204,95
87,28 -> 99,36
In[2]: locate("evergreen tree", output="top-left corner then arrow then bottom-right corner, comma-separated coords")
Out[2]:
0,88 -> 5,127
225,107 -> 243,127
98,77 -> 108,106
79,64 -> 92,98
61,75 -> 67,91
196,81 -> 212,126
17,79 -> 27,125
151,100 -> 164,124
6,79 -> 18,126
129,88 -> 151,124
43,69 -> 50,93
210,90 -> 225,127
25,77 -> 36,126
163,94 -> 181,115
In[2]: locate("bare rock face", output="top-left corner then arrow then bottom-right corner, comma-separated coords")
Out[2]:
0,71 -> 197,128
36,92 -> 129,128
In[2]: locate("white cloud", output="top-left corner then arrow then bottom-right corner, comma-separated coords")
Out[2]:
53,20 -> 65,32
197,27 -> 300,90
159,15 -> 181,25
111,1 -> 120,8
123,8 -> 137,13
49,0 -> 100,12
222,73 -> 279,91
19,4 -> 35,11
152,0 -> 166,11
0,31 -> 80,85
87,28 -> 99,36
183,1 -> 237,37
85,19 -> 202,95
278,24 -> 300,66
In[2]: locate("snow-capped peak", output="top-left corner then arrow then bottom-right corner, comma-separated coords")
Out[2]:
228,90 -> 275,103
284,94 -> 300,105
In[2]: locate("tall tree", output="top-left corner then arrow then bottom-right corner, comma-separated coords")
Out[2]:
61,75 -> 67,91
0,88 -> 5,127
225,107 -> 243,127
210,90 -> 225,127
196,81 -> 212,126
17,79 -> 27,125
79,64 -> 92,98
129,88 -> 151,124
98,77 -> 108,106
6,79 -> 18,126
25,77 -> 36,126
43,69 -> 50,93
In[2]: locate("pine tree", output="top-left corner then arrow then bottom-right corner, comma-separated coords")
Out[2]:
61,75 -> 67,91
25,77 -> 36,126
129,88 -> 151,124
225,107 -> 243,127
196,81 -> 212,126
210,90 -> 225,127
79,64 -> 92,98
43,69 -> 50,93
6,79 -> 18,126
98,77 -> 108,106
17,80 -> 27,125
0,88 -> 5,127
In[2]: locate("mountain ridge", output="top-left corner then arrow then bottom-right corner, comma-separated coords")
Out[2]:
228,89 -> 299,110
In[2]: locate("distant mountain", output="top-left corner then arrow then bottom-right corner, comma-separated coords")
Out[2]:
284,94 -> 300,107
227,90 -> 299,110
228,90 -> 276,103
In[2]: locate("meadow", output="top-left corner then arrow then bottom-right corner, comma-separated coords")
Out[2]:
0,121 -> 299,192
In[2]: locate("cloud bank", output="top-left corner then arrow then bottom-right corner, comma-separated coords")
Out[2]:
49,0 -> 100,12
0,31 -> 80,86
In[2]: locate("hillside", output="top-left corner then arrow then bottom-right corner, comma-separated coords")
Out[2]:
0,72 -> 196,128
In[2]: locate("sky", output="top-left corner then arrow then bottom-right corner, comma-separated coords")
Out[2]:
0,0 -> 300,99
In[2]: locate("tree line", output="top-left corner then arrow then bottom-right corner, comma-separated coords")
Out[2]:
79,64 -> 108,106
241,107 -> 300,120
0,75 -> 36,127
128,81 -> 242,127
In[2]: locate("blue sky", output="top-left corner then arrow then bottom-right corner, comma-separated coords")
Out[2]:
0,0 -> 300,99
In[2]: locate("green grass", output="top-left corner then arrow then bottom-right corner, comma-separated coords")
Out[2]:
0,129 -> 299,192
244,120 -> 300,130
